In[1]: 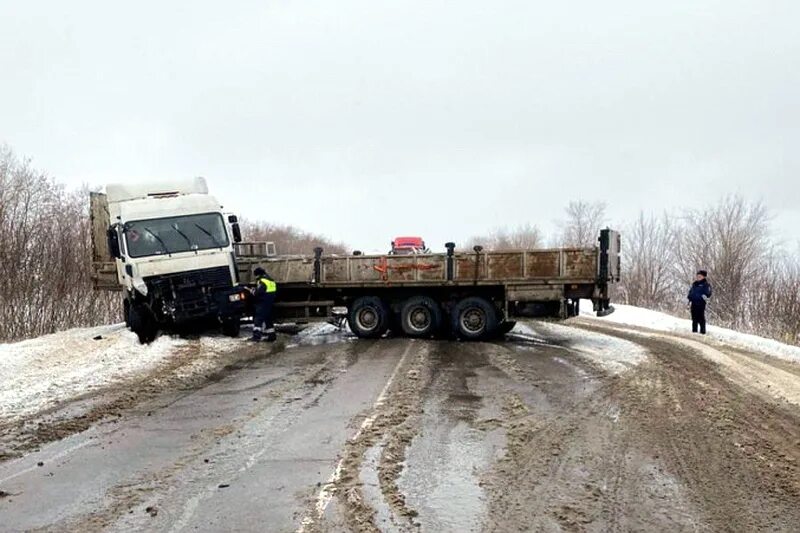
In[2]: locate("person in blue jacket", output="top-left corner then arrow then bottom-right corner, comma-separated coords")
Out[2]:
687,270 -> 712,334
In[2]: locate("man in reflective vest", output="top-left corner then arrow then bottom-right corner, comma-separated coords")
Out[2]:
250,267 -> 277,342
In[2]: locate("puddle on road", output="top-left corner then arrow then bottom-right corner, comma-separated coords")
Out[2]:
400,416 -> 497,532
397,346 -> 503,532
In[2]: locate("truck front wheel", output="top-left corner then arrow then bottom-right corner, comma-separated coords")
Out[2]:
451,297 -> 498,341
221,318 -> 241,337
348,296 -> 391,339
400,296 -> 442,338
129,304 -> 158,344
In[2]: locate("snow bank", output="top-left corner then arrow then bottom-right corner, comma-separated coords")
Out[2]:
512,321 -> 648,374
0,325 -> 239,420
581,300 -> 800,364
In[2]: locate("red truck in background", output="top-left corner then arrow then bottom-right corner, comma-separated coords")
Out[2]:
390,236 -> 429,254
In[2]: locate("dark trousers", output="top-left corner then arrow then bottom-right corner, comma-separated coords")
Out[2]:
690,302 -> 707,334
252,294 -> 276,340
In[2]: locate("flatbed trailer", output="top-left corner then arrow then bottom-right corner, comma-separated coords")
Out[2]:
233,230 -> 620,340
92,230 -> 620,341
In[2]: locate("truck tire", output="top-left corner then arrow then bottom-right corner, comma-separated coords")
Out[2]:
400,296 -> 442,338
129,304 -> 158,344
451,296 -> 498,341
348,296 -> 391,339
123,298 -> 131,327
221,318 -> 241,338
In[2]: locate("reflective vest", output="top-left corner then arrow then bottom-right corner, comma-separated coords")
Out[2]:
259,278 -> 277,293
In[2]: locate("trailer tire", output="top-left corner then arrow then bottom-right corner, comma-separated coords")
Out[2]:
348,296 -> 391,339
129,304 -> 158,344
451,296 -> 498,341
400,296 -> 442,338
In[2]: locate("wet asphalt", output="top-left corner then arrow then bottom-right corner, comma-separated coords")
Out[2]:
0,334 -> 411,531
0,325 -> 694,532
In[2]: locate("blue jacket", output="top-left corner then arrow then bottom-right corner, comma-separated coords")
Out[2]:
688,279 -> 712,304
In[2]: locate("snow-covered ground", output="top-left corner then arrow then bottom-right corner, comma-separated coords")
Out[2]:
0,325 -> 241,421
0,322 -> 346,423
512,321 -> 648,374
580,300 -> 800,364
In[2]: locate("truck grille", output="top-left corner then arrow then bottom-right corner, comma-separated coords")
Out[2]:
143,266 -> 234,323
144,266 -> 233,291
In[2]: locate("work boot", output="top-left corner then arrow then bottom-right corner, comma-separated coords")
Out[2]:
249,329 -> 263,342
265,332 -> 277,342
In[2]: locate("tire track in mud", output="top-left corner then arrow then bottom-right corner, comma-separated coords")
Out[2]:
478,335 -> 702,532
302,341 -> 433,533
569,321 -> 800,532
480,342 -> 615,532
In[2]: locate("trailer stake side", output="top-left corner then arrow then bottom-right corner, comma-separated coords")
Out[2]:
233,229 -> 621,340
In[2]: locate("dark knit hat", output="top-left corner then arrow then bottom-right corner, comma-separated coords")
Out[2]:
697,270 -> 708,277
254,267 -> 266,277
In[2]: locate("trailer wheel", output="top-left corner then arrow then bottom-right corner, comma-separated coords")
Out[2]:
452,297 -> 498,341
400,296 -> 442,338
348,296 -> 391,339
129,304 -> 158,344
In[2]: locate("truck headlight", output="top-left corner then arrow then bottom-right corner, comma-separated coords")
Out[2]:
133,277 -> 148,296
229,292 -> 247,302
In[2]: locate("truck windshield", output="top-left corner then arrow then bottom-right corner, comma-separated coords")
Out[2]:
123,213 -> 229,258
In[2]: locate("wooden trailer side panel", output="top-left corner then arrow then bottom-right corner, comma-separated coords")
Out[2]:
563,249 -> 597,279
241,247 -> 600,287
526,251 -> 560,278
89,192 -> 120,291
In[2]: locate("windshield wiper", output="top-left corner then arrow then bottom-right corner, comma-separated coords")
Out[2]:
171,224 -> 193,248
194,223 -> 222,247
143,227 -> 171,255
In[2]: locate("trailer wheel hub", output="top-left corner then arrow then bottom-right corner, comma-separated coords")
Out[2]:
356,308 -> 378,331
461,308 -> 485,333
408,307 -> 431,331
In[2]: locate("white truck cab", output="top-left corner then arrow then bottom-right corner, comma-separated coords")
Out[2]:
95,178 -> 248,342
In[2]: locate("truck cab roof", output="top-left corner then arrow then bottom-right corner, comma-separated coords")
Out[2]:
106,177 -> 209,204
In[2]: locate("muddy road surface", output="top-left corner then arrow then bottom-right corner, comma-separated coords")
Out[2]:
1,320 -> 799,532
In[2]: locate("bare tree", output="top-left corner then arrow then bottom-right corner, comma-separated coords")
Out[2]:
466,223 -> 543,250
746,249 -> 800,344
558,200 -> 607,247
677,196 -> 770,329
241,220 -> 348,255
0,146 -> 118,342
619,212 -> 680,310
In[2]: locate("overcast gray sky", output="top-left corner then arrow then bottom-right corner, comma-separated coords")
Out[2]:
2,0 -> 798,252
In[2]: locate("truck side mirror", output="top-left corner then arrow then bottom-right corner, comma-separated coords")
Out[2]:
231,223 -> 242,243
107,227 -> 121,259
228,215 -> 238,223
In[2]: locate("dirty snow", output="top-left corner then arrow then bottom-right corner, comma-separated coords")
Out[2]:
581,300 -> 800,364
286,321 -> 354,348
0,325 -> 239,421
512,321 -> 648,374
